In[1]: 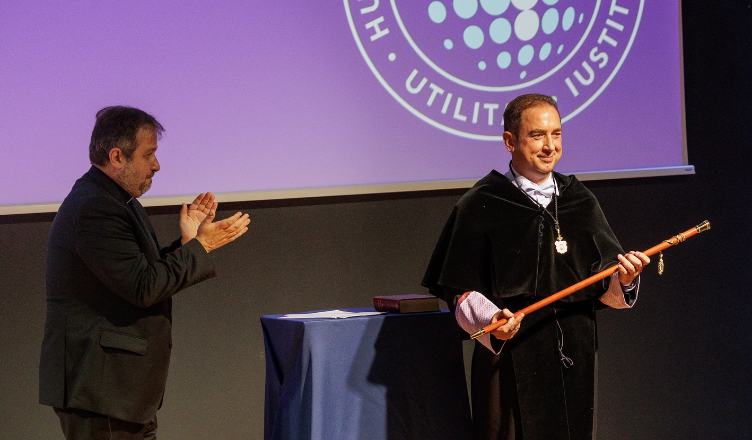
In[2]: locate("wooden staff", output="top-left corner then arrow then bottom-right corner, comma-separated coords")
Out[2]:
469,220 -> 711,340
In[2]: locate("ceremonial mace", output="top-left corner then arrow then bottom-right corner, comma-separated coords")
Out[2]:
469,221 -> 711,340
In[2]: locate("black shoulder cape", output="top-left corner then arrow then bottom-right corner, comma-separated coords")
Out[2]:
422,169 -> 624,306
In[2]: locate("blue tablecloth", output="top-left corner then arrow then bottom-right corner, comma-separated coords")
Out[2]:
261,308 -> 472,440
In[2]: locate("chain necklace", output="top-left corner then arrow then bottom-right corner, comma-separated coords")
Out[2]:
509,164 -> 568,254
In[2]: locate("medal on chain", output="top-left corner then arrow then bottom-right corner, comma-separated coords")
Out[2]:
509,163 -> 567,255
554,223 -> 568,254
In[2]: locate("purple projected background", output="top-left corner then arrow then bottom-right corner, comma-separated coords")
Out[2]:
0,1 -> 684,208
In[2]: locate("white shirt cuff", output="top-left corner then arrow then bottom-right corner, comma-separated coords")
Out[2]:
455,291 -> 504,354
599,272 -> 639,309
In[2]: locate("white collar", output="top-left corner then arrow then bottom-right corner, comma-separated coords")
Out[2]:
504,165 -> 557,207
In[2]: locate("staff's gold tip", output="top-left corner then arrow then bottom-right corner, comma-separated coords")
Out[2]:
470,329 -> 485,340
697,220 -> 711,232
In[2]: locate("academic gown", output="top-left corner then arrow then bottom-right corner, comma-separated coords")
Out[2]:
422,170 -> 625,440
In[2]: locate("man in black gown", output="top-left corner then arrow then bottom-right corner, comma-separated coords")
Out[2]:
423,94 -> 649,440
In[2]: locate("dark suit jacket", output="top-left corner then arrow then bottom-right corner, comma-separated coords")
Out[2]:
39,166 -> 217,423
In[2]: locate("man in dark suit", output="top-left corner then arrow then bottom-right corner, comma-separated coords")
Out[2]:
39,106 -> 251,439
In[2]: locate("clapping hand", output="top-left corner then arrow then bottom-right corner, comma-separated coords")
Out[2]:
180,193 -> 215,244
195,206 -> 250,253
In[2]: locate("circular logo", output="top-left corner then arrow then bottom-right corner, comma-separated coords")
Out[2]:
345,0 -> 644,140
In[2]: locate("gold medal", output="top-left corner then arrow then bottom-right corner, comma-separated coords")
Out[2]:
555,227 -> 567,254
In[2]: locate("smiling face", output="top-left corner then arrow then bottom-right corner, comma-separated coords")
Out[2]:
116,127 -> 160,198
503,104 -> 562,185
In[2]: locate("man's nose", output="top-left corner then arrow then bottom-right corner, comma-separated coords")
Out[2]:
542,135 -> 554,150
152,156 -> 160,172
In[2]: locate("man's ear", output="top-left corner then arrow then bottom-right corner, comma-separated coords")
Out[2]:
502,131 -> 515,153
108,148 -> 126,170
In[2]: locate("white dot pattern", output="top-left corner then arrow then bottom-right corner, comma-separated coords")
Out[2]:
427,0 -> 581,73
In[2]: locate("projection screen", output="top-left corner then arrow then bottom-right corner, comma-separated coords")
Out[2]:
0,0 -> 690,214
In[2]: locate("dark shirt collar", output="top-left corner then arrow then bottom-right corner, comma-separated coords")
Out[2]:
85,165 -> 133,204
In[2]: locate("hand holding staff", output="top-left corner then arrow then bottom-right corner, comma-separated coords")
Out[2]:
470,221 -> 711,340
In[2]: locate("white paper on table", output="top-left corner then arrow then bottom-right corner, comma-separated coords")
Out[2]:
279,309 -> 385,319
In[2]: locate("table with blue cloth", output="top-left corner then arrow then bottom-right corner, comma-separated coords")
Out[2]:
261,307 -> 472,440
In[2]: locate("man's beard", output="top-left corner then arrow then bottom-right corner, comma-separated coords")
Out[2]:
118,160 -> 152,198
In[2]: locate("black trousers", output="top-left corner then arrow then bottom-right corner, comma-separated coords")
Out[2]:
54,407 -> 157,440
